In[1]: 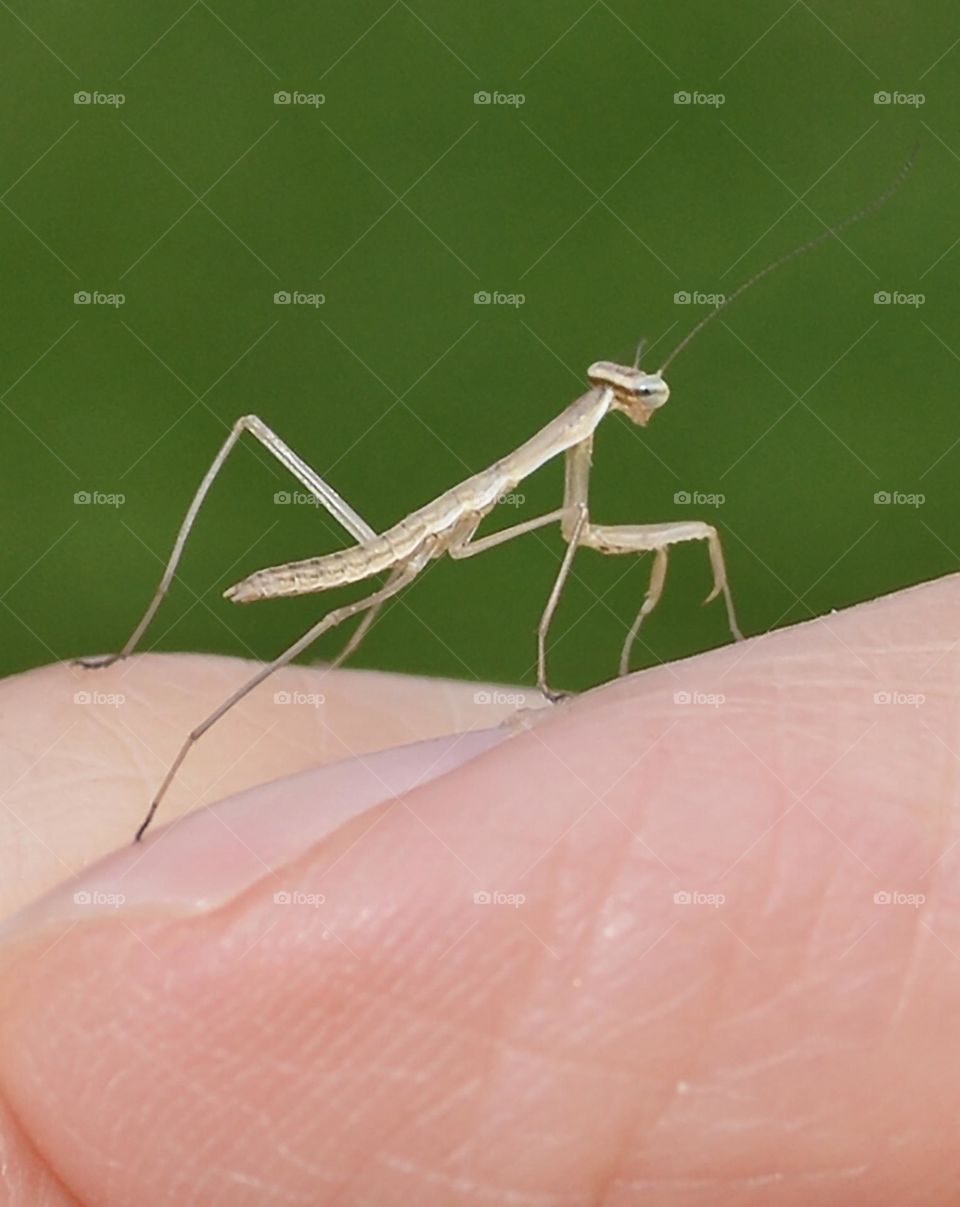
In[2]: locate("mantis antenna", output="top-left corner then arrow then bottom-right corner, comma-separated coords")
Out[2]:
658,143 -> 920,375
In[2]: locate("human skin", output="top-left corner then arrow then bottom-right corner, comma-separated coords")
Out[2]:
0,575 -> 958,1204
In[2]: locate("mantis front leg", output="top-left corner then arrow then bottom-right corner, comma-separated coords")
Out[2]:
559,440 -> 743,677
579,520 -> 743,674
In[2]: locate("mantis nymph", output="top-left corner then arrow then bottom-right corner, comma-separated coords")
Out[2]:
81,148 -> 917,839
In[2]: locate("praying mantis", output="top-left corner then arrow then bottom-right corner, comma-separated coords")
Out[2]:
80,148 -> 916,840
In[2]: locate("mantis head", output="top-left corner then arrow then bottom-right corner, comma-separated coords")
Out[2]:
587,361 -> 670,427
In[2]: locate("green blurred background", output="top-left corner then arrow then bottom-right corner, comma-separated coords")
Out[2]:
0,0 -> 953,691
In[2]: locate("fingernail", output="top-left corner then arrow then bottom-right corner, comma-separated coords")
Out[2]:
0,726 -> 511,940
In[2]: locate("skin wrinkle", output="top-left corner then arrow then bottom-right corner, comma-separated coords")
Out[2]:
543,826 -> 669,1027
358,1068 -> 482,1191
369,1155 -> 593,1205
219,1172 -> 310,1207
556,938 -> 696,1055
596,974 -> 709,1040
797,1164 -> 871,1185
103,679 -> 214,792
244,1107 -> 333,1191
0,1101 -> 78,1207
71,703 -> 141,783
791,834 -> 853,968
612,1155 -> 881,1202
601,921 -> 755,1200
80,960 -> 298,1200
708,1037 -> 831,1086
575,828 -> 692,1202
373,1077 -> 491,1197
714,747 -> 787,924
210,872 -> 638,1199
884,898 -> 932,1033
101,1038 -> 227,1192
323,1012 -> 483,1174
174,1100 -> 287,1203
352,1087 -> 491,1204
217,963 -> 369,1124
304,952 -> 640,1202
559,812 -> 643,1043
431,847 -> 575,1190
258,1114 -> 342,1201
471,1051 -> 603,1195
692,963 -> 905,1155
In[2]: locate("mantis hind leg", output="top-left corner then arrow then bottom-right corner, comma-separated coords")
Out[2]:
134,560 -> 421,842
